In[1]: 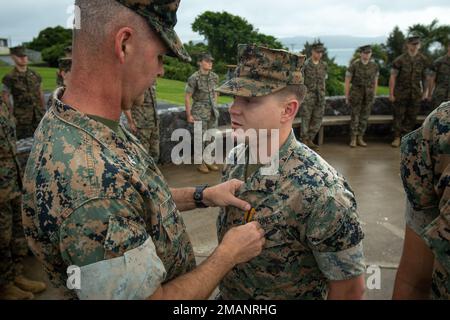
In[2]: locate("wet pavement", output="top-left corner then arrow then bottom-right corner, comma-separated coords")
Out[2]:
27,136 -> 406,300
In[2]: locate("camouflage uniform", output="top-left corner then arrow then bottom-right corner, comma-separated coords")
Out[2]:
400,101 -> 450,300
185,70 -> 219,149
346,59 -> 379,137
2,68 -> 43,140
300,58 -> 328,141
0,98 -> 27,288
22,88 -> 196,299
21,0 -> 197,299
216,44 -> 366,300
131,86 -> 160,163
429,55 -> 450,109
391,52 -> 429,137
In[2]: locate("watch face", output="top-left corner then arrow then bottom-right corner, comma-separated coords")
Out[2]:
194,193 -> 201,201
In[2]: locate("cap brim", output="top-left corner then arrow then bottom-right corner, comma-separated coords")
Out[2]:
148,17 -> 191,63
216,77 -> 287,97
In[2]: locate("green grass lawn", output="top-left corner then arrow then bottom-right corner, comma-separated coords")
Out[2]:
0,65 -> 389,104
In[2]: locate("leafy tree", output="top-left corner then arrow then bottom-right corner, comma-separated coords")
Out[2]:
192,11 -> 284,63
408,19 -> 450,58
41,43 -> 68,67
25,26 -> 72,52
386,26 -> 405,65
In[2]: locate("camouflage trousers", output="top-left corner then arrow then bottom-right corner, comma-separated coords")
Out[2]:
431,259 -> 449,300
135,127 -> 160,164
194,116 -> 218,164
350,92 -> 374,137
393,97 -> 421,137
0,196 -> 28,286
300,94 -> 326,141
432,92 -> 450,111
16,123 -> 38,141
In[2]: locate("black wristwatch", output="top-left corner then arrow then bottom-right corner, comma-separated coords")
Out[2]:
194,185 -> 209,208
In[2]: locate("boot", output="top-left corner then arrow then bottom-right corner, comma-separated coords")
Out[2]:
197,162 -> 210,174
0,283 -> 34,300
308,139 -> 319,150
14,276 -> 47,294
357,136 -> 367,147
206,163 -> 219,172
350,136 -> 357,148
391,137 -> 401,148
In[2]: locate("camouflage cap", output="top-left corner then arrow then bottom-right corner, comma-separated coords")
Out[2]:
406,32 -> 421,44
64,45 -> 72,55
58,58 -> 72,72
216,44 -> 306,98
312,43 -> 325,52
198,53 -> 214,62
359,45 -> 372,53
10,46 -> 27,57
115,0 -> 191,62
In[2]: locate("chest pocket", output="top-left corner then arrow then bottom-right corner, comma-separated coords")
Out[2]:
256,210 -> 291,249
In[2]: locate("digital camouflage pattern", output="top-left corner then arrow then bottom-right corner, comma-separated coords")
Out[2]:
300,58 -> 328,141
2,68 -> 43,139
186,70 -> 219,121
401,101 -> 450,300
218,131 -> 366,300
131,86 -> 160,162
429,55 -> 450,109
115,0 -> 191,62
22,88 -> 196,299
216,44 -> 306,98
0,99 -> 27,287
346,59 -> 379,137
391,52 -> 430,137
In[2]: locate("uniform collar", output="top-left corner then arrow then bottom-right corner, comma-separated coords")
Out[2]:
241,130 -> 299,193
50,87 -> 151,166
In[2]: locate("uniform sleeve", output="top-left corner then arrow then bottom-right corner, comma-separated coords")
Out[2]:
428,59 -> 439,76
391,57 -> 402,76
1,75 -> 11,93
185,74 -> 197,94
345,63 -> 354,79
59,198 -> 166,300
306,187 -> 366,281
400,117 -> 440,235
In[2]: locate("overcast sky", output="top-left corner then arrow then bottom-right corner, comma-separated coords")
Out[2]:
1,0 -> 449,46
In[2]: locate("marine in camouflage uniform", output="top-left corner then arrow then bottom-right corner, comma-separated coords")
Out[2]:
345,45 -> 379,148
400,101 -> 450,299
129,86 -> 160,163
216,44 -> 366,300
21,0 -> 264,300
390,34 -> 430,147
300,43 -> 328,150
56,46 -> 72,88
185,53 -> 220,173
47,57 -> 72,110
428,40 -> 450,110
1,46 -> 45,140
0,97 -> 46,300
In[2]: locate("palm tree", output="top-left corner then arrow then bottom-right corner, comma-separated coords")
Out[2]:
408,19 -> 450,56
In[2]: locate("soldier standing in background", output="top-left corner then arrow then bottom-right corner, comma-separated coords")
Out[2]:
124,85 -> 160,163
427,38 -> 450,110
300,42 -> 328,150
56,46 -> 72,88
1,46 -> 46,140
0,96 -> 46,300
47,58 -> 72,110
345,45 -> 379,148
185,53 -> 220,173
389,34 -> 430,148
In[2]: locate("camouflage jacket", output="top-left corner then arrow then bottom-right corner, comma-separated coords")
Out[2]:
1,67 -> 43,126
22,88 -> 195,299
347,59 -> 379,92
430,55 -> 450,100
186,70 -> 218,108
391,52 -> 429,100
131,86 -> 159,129
303,58 -> 328,97
0,100 -> 21,202
401,101 -> 450,300
218,131 -> 366,300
